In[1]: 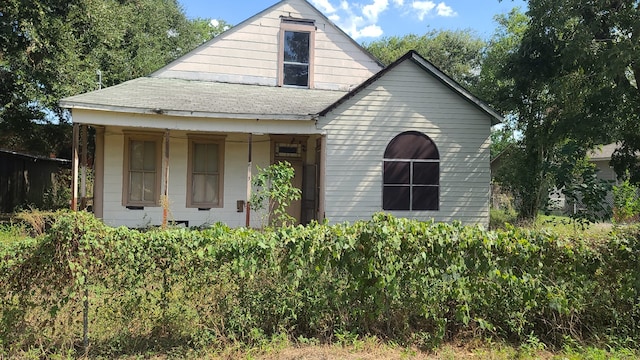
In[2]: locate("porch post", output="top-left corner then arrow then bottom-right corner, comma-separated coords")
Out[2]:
71,123 -> 79,211
80,124 -> 88,209
246,133 -> 252,227
93,127 -> 104,218
162,129 -> 170,229
318,135 -> 326,221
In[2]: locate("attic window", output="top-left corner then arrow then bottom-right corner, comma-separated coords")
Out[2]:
279,20 -> 315,88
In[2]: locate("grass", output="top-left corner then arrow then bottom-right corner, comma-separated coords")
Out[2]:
0,222 -> 30,244
7,338 -> 639,359
532,214 -> 614,239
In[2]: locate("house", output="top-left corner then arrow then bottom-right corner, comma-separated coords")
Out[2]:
0,150 -> 71,213
59,0 -> 501,228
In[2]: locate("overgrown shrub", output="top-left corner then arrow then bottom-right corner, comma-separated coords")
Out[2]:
613,179 -> 640,223
489,207 -> 518,230
1,211 -> 639,356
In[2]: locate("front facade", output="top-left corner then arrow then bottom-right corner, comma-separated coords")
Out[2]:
61,0 -> 500,228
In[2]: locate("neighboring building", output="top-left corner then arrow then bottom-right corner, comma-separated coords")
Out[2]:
0,150 -> 71,213
60,0 -> 501,228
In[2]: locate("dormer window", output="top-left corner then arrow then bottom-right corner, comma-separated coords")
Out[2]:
279,18 -> 315,88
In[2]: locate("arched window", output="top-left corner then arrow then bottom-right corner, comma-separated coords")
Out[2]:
383,131 -> 439,211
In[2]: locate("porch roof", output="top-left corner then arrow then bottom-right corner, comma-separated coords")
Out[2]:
60,77 -> 348,121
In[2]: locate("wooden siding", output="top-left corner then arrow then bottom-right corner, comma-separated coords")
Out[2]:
0,151 -> 71,212
153,0 -> 382,91
318,61 -> 492,225
101,128 -> 271,227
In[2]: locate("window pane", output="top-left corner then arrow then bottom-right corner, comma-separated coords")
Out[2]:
130,172 -> 143,202
283,64 -> 309,86
194,143 -> 219,173
130,141 -> 144,170
383,186 -> 410,210
384,131 -> 438,159
413,162 -> 439,185
143,172 -> 155,202
193,144 -> 206,172
413,186 -> 438,210
384,161 -> 410,184
206,144 -> 218,173
193,174 -> 219,204
143,141 -> 156,171
284,31 -> 309,63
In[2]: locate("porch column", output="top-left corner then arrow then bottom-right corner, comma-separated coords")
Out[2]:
318,135 -> 326,221
93,127 -> 105,218
162,129 -> 170,228
80,124 -> 88,209
246,133 -> 252,227
71,123 -> 79,211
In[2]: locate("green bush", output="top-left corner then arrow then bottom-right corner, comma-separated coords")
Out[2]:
490,207 -> 518,230
613,179 -> 640,223
1,212 -> 639,356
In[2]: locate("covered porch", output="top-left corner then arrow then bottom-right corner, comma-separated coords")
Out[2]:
60,78 -> 343,228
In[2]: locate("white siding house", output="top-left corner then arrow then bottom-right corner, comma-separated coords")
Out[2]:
60,0 -> 501,228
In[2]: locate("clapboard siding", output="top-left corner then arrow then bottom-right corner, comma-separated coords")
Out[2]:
101,128 -> 271,228
153,0 -> 382,90
318,60 -> 491,225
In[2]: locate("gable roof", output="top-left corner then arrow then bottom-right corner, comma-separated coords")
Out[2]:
319,50 -> 503,125
152,0 -> 383,78
59,78 -> 346,120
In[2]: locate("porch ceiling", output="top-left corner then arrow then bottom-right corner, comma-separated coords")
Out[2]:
60,77 -> 348,120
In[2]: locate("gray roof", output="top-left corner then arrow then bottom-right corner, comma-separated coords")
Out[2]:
60,77 -> 348,120
588,143 -> 619,161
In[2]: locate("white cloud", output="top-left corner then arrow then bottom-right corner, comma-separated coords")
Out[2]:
356,24 -> 384,38
328,14 -> 341,22
412,1 -> 436,21
411,1 -> 456,20
436,2 -> 457,17
311,0 -> 337,14
392,0 -> 404,6
362,0 -> 389,22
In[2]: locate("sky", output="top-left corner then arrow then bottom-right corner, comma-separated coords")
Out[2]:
179,0 -> 528,41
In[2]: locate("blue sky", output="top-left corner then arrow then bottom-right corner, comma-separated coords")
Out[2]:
179,0 -> 527,41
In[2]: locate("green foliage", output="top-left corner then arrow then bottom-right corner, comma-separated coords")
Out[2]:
2,212 -> 640,357
42,168 -> 72,210
489,208 -> 517,230
613,179 -> 640,224
364,30 -> 485,88
1,0 -> 221,156
483,7 -> 616,221
250,161 -> 302,227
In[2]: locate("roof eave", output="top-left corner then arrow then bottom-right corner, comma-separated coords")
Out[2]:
60,102 -> 317,121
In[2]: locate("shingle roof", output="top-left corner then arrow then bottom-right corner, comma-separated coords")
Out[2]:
60,77 -> 348,120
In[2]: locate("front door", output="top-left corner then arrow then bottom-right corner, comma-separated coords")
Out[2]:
272,137 -> 307,225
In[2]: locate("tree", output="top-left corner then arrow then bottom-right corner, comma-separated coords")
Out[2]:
364,29 -> 485,88
480,7 -> 613,220
1,0 -> 222,156
511,0 -> 639,218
